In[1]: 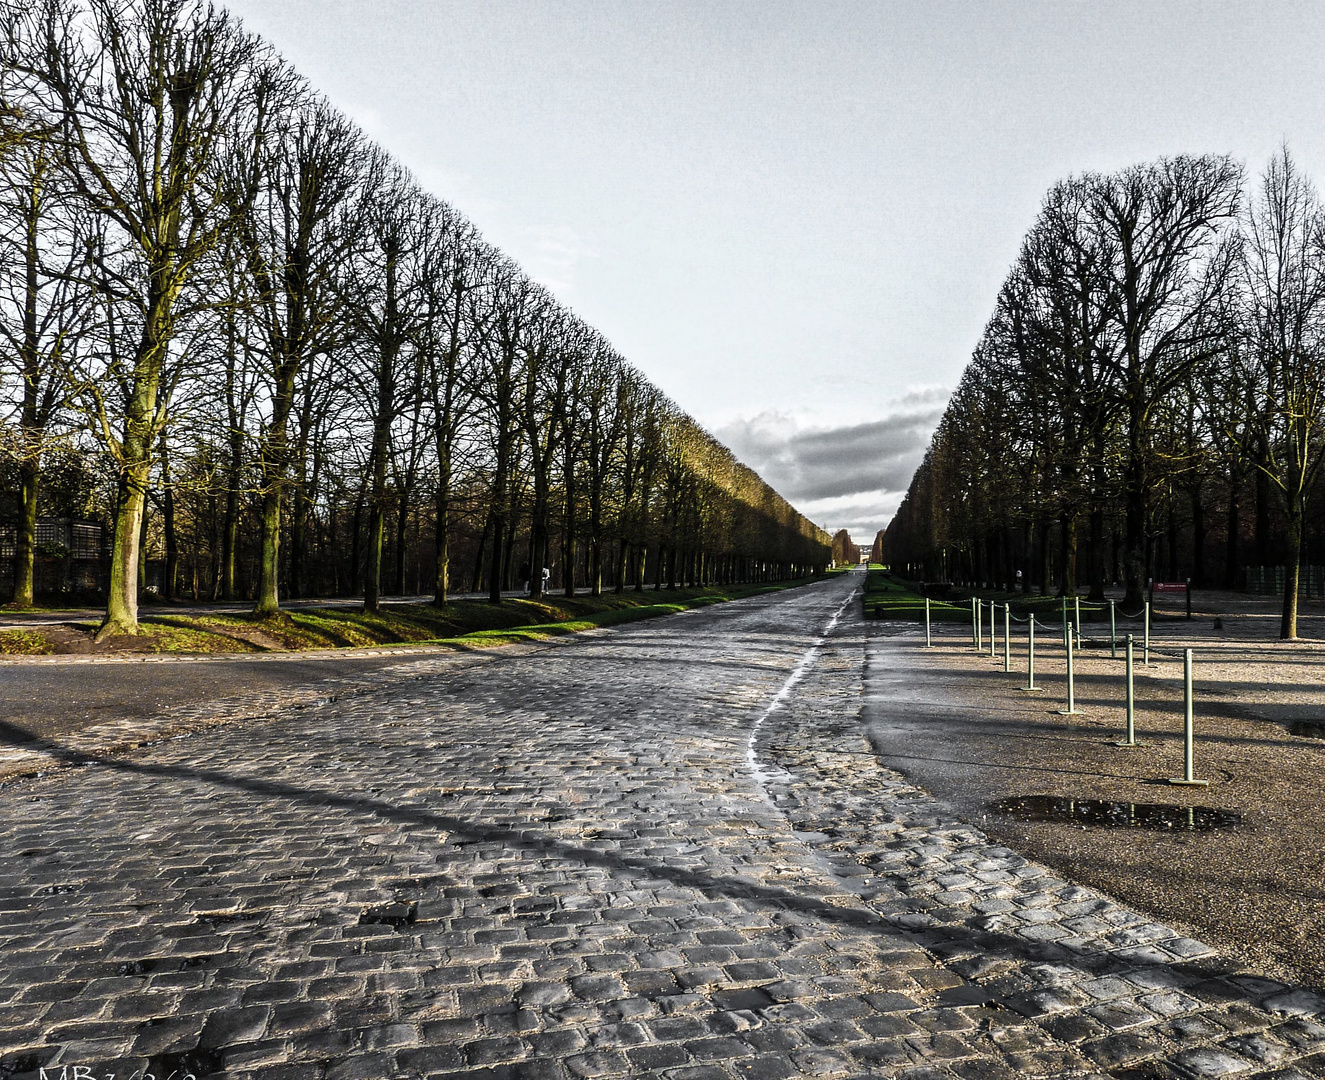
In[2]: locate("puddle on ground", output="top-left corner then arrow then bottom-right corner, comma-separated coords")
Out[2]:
989,795 -> 1241,831
1289,721 -> 1325,739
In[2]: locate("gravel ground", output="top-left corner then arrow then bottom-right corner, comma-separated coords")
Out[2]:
865,601 -> 1325,990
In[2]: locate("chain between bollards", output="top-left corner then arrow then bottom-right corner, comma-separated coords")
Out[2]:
1169,648 -> 1207,786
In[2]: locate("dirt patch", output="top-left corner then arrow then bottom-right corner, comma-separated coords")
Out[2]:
866,616 -> 1325,989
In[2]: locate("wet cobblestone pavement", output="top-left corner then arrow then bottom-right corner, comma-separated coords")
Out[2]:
1,572 -> 1324,1079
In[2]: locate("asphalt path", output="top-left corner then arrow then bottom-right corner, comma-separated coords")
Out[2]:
1,572 -> 1323,1080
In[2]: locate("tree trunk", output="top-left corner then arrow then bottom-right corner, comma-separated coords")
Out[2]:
349,486 -> 365,596
162,438 -> 177,603
394,495 -> 410,596
1283,505 -> 1303,640
1255,453 -> 1271,565
97,459 -> 150,640
1223,478 -> 1240,589
1167,507 -> 1179,582
433,482 -> 451,607
1191,486 -> 1206,588
254,487 -> 281,615
1122,411 -> 1148,609
471,518 -> 488,593
365,440 -> 387,612
11,457 -> 39,608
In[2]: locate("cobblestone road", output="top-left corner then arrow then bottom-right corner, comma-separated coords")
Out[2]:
1,572 -> 1323,1080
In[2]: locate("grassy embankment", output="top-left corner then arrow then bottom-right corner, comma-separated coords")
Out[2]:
0,578 -> 823,656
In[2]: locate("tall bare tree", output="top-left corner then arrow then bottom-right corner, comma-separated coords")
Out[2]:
1092,155 -> 1241,607
0,124 -> 88,606
7,0 -> 270,636
232,93 -> 357,615
1233,149 -> 1325,638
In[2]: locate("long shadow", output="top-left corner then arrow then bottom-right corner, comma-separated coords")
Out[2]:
3,718 -> 1317,1010
864,748 -> 1145,782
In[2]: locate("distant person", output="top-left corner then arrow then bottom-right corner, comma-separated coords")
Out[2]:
519,562 -> 531,594
541,566 -> 551,593
1015,569 -> 1023,592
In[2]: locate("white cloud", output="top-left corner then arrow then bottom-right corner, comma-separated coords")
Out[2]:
715,389 -> 948,543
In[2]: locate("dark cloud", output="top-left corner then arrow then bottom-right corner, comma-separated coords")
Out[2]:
717,406 -> 943,503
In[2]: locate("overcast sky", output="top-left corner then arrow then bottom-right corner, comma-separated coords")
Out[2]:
221,0 -> 1325,543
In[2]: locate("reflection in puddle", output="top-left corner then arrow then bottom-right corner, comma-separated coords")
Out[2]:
1289,721 -> 1325,739
990,795 -> 1241,831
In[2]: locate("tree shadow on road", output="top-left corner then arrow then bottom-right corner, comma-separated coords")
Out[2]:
4,716 -> 1320,1020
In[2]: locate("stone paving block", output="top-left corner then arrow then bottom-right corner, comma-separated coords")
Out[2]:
2,583 -> 1324,1080
1173,1046 -> 1258,1076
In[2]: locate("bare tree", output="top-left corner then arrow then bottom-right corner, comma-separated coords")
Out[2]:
340,152 -> 420,612
231,92 -> 357,615
415,213 -> 488,606
7,0 -> 270,636
0,124 -> 89,606
1092,155 -> 1241,608
1233,148 -> 1325,638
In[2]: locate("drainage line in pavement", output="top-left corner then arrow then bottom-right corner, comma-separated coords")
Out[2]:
745,587 -> 859,800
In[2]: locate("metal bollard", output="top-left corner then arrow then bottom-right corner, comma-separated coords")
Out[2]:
1074,596 -> 1081,644
971,597 -> 978,649
1116,634 -> 1139,746
989,601 -> 997,659
925,597 -> 931,647
977,599 -> 983,651
1003,605 -> 1011,673
1020,616 -> 1042,692
1144,602 -> 1150,665
1058,626 -> 1079,715
1109,599 -> 1117,659
1169,649 -> 1208,786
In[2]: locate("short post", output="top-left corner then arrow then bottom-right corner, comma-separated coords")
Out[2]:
1074,595 -> 1081,644
1168,649 -> 1208,786
1144,601 -> 1150,665
925,597 -> 931,647
972,597 -> 978,649
1186,577 -> 1192,620
1058,626 -> 1079,715
1116,634 -> 1139,747
989,601 -> 997,658
1060,597 -> 1067,646
1109,599 -> 1117,659
1003,604 -> 1011,672
1020,615 -> 1041,692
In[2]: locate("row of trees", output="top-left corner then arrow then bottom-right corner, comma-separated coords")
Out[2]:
829,528 -> 859,566
881,149 -> 1325,638
1,0 -> 830,634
